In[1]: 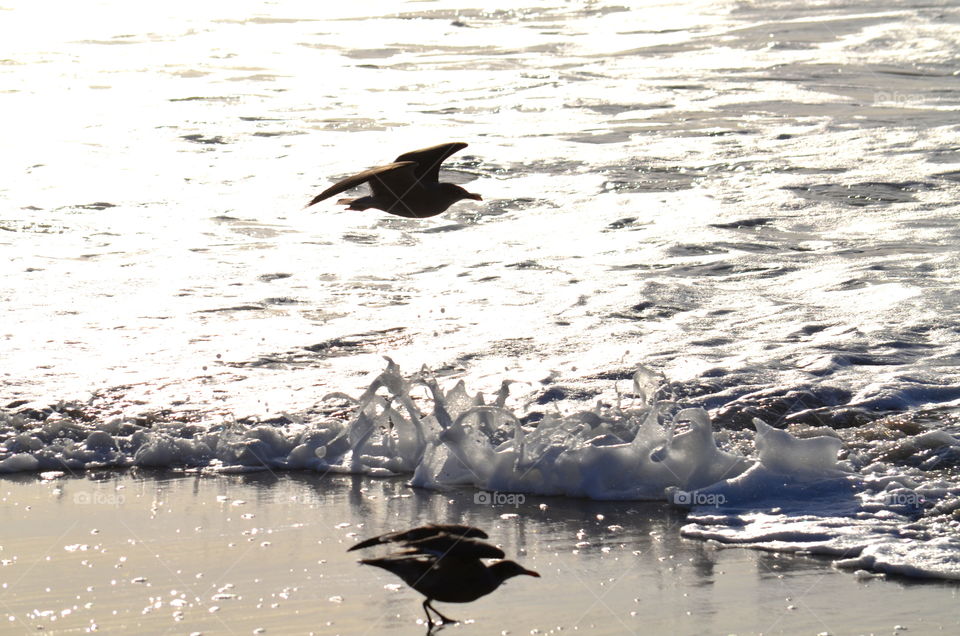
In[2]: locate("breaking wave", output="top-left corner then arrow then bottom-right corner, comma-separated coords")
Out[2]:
2,359 -> 959,581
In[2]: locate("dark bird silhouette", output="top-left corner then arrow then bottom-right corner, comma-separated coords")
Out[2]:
350,524 -> 539,628
306,142 -> 482,218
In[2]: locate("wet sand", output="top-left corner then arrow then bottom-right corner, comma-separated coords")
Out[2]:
1,472 -> 957,635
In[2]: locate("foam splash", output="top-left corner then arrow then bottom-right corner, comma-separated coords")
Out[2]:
679,419 -> 960,580
0,360 -> 766,495
2,359 -> 959,580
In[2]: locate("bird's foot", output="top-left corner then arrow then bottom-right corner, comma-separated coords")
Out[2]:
424,601 -> 458,627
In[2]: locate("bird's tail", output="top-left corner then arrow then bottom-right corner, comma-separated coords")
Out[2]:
336,197 -> 369,211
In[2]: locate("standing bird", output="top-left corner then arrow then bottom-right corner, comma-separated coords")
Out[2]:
349,524 -> 539,628
306,142 -> 482,218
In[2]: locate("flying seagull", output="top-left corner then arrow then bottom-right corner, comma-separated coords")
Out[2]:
349,524 -> 539,628
306,142 -> 482,218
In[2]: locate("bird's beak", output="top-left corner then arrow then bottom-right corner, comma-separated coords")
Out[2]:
523,568 -> 540,578
467,193 -> 483,201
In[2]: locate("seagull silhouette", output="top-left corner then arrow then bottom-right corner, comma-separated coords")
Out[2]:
349,524 -> 539,628
306,142 -> 482,218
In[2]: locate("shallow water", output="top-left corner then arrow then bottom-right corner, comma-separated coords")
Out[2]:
2,0 -> 960,585
3,472 -> 958,635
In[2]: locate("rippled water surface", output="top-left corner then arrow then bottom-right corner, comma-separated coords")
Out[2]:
2,0 -> 958,418
2,0 -> 960,583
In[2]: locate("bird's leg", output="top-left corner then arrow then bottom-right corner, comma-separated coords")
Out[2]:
422,599 -> 435,627
425,601 -> 457,625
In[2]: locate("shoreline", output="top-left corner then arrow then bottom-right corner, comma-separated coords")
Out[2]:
1,471 -> 957,635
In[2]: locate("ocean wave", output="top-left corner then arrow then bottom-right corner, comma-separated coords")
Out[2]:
3,359 -> 958,580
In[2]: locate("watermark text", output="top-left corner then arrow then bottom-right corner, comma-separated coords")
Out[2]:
673,490 -> 726,507
474,490 -> 525,508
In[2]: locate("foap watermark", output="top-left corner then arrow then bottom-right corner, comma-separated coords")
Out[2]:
672,489 -> 726,508
474,490 -> 525,508
874,90 -> 926,107
73,490 -> 125,506
884,492 -> 925,509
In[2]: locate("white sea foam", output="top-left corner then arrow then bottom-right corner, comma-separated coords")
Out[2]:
3,360 -> 958,580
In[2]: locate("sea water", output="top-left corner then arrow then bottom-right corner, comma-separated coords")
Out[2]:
2,0 -> 959,581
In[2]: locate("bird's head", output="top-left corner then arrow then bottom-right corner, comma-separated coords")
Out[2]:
490,560 -> 540,583
439,183 -> 483,204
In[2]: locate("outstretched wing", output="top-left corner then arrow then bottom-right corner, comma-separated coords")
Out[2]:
394,142 -> 468,185
406,535 -> 505,560
306,161 -> 418,208
348,523 -> 489,552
